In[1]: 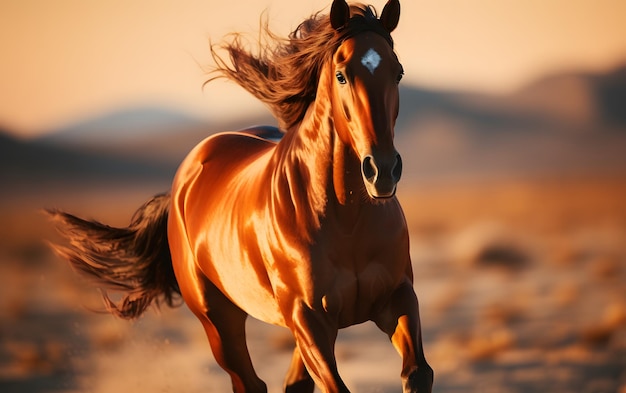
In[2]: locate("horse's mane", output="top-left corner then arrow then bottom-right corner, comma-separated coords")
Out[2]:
207,3 -> 393,130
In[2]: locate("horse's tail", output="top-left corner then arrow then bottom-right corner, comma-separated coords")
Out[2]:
46,193 -> 180,319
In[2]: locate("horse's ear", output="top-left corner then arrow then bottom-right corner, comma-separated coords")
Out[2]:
330,0 -> 350,30
380,0 -> 400,33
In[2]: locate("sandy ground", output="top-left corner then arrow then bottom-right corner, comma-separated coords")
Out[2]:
1,177 -> 625,392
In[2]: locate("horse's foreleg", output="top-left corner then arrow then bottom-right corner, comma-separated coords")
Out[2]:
288,301 -> 349,393
373,281 -> 433,393
284,345 -> 315,393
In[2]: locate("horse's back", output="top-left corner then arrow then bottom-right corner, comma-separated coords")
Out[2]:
189,128 -> 278,168
240,125 -> 284,142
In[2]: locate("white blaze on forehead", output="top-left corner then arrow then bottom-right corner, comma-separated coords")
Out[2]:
361,48 -> 381,75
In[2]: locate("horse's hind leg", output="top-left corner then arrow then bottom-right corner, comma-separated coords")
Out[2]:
186,274 -> 267,393
284,345 -> 314,393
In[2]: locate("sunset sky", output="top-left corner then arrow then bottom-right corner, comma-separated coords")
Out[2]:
1,0 -> 625,137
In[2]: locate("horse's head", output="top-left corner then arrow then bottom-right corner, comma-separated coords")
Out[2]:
329,0 -> 403,200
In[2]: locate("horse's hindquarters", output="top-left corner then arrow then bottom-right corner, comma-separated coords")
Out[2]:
168,132 -> 286,326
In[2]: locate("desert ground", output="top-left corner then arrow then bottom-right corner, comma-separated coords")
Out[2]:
1,174 -> 625,393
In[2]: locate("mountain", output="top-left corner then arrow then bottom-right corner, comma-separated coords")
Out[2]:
0,131 -> 172,190
397,64 -> 626,134
37,107 -> 276,167
394,65 -> 626,181
591,64 -> 626,126
38,107 -> 204,144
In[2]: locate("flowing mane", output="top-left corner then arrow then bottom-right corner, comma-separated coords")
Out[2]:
207,3 -> 394,130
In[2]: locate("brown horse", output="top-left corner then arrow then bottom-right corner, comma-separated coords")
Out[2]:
48,1 -> 433,392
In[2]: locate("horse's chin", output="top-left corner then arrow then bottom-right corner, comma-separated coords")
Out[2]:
362,173 -> 398,203
365,187 -> 397,203
371,194 -> 395,203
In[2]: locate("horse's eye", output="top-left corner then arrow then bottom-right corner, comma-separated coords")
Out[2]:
335,71 -> 347,85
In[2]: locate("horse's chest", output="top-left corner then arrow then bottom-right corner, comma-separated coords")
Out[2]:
329,264 -> 397,324
318,233 -> 408,325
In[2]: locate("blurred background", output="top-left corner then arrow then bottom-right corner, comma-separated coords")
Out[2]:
1,1 -> 625,392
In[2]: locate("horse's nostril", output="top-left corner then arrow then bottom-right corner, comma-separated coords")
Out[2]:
362,155 -> 378,183
392,153 -> 402,182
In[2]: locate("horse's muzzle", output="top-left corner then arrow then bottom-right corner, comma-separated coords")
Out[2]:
361,152 -> 402,199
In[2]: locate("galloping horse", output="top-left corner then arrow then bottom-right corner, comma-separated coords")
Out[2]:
48,1 -> 433,392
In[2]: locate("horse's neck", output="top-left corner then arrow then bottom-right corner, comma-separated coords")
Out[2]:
269,95 -> 333,237
273,89 -> 365,236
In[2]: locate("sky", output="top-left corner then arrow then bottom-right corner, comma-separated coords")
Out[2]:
1,0 -> 625,137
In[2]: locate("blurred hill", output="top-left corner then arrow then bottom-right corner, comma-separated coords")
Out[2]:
396,64 -> 626,182
0,131 -> 171,189
1,64 -> 626,191
35,107 -> 277,169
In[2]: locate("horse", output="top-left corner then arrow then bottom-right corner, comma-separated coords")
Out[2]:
47,1 -> 433,392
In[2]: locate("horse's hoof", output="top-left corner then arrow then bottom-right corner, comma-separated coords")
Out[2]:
404,365 -> 434,393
